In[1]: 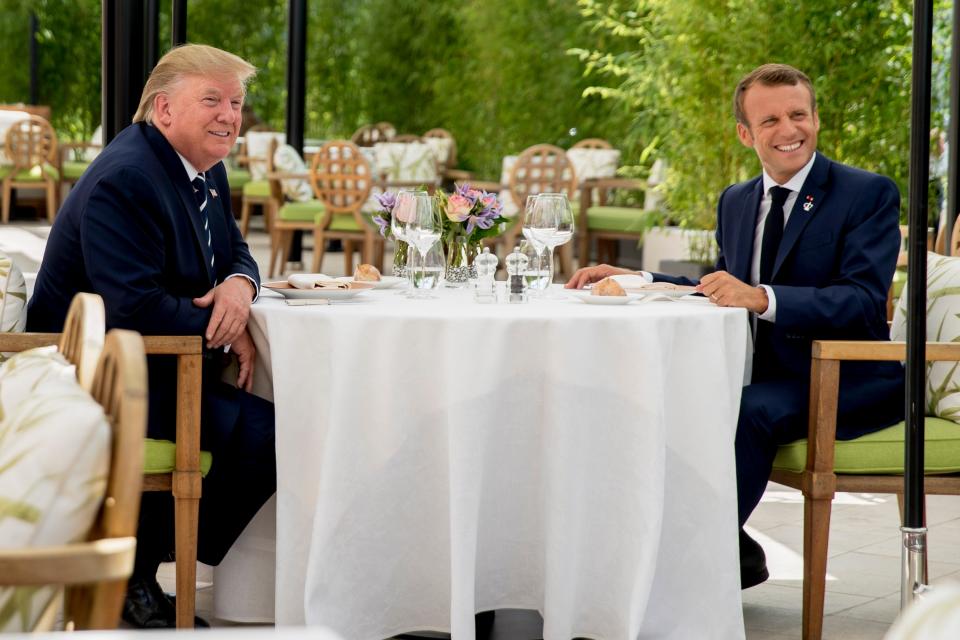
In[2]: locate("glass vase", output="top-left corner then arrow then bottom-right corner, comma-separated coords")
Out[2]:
392,240 -> 409,279
444,236 -> 481,287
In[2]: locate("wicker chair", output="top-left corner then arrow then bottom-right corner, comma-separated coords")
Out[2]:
1,115 -> 59,223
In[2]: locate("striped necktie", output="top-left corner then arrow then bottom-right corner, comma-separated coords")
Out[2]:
191,173 -> 215,272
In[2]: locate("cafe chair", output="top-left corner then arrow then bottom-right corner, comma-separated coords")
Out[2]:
423,127 -> 458,179
0,292 -> 147,631
310,140 -> 383,275
1,115 -> 59,224
239,128 -> 285,237
351,121 -> 396,147
58,125 -> 102,199
267,139 -> 326,276
494,143 -> 577,278
571,137 -> 614,150
769,251 -> 960,640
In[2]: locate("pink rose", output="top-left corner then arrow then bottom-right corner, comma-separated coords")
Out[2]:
394,197 -> 416,223
446,194 -> 472,221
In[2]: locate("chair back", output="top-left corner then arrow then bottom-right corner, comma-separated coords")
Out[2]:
310,141 -> 374,225
571,138 -> 613,150
58,292 -> 105,392
507,143 -> 577,214
351,122 -> 395,147
392,134 -> 422,143
423,128 -> 457,172
4,115 -> 57,172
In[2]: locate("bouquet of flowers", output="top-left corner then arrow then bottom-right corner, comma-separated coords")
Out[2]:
437,183 -> 508,243
372,191 -> 397,238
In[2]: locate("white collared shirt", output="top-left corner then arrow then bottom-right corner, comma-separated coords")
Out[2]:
752,151 -> 818,323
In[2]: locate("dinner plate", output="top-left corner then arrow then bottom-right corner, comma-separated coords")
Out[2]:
335,275 -> 404,289
263,281 -> 374,300
568,291 -> 642,305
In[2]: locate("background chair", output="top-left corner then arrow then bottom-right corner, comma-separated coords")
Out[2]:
351,121 -> 396,147
423,128 -> 458,178
1,115 -> 59,224
571,137 -> 613,150
0,292 -> 146,631
58,125 -> 102,199
577,177 -> 648,267
769,251 -> 960,640
266,141 -> 325,277
239,129 -> 285,237
310,140 -> 382,274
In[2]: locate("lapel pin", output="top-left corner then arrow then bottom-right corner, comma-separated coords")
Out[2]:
802,195 -> 814,212
209,188 -> 218,198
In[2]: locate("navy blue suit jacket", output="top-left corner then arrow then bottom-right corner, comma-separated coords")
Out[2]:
28,122 -> 260,445
656,153 -> 904,427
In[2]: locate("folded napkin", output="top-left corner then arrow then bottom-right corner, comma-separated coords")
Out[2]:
288,273 -> 335,289
610,274 -> 652,290
611,274 -> 696,293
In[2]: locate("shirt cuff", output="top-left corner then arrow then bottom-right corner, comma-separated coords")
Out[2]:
636,270 -> 654,283
225,273 -> 260,303
757,284 -> 776,323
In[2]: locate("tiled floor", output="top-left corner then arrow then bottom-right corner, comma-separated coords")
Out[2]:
7,216 -> 959,639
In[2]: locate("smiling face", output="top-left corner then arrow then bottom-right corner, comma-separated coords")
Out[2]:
153,74 -> 243,171
736,82 -> 819,184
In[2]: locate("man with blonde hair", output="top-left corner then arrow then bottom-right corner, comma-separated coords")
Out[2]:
28,44 -> 275,627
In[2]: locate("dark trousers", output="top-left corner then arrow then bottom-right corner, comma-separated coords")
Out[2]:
133,389 -> 276,578
735,374 -> 904,527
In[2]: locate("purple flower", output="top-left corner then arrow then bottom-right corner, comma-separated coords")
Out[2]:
375,191 -> 397,213
373,215 -> 389,237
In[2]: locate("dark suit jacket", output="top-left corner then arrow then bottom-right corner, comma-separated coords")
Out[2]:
656,153 -> 904,432
28,122 -> 260,446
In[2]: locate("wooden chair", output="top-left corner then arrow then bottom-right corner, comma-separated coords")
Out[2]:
577,177 -> 649,267
497,144 -> 577,278
0,293 -> 147,630
1,115 -> 59,223
769,255 -> 960,639
351,122 -> 395,147
571,138 -> 613,150
239,127 -> 283,237
310,140 -> 383,274
58,126 -> 102,200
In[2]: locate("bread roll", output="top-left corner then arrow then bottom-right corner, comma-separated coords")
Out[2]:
592,277 -> 626,296
354,264 -> 381,282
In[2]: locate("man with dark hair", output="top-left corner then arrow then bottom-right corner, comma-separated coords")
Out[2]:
567,63 -> 904,588
28,44 -> 276,627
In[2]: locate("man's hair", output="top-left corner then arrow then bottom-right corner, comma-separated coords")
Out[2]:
732,63 -> 816,126
133,44 -> 256,124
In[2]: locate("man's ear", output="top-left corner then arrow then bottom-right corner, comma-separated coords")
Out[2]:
153,93 -> 172,127
736,122 -> 754,149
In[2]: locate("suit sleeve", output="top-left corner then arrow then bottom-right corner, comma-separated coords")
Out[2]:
770,175 -> 899,333
80,167 -> 213,335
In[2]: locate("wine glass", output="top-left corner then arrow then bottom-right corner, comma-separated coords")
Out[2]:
521,195 -> 548,288
392,190 -> 427,292
404,193 -> 443,299
526,193 -> 574,296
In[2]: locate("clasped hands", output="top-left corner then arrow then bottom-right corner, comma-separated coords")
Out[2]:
193,277 -> 256,392
565,264 -> 769,314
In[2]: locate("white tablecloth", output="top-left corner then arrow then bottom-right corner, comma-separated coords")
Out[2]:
215,287 -> 749,640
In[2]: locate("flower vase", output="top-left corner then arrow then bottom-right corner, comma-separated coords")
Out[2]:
392,240 -> 409,278
444,237 -> 481,287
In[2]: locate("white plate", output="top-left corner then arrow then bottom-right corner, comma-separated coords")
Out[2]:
625,287 -> 695,299
335,275 -> 404,289
568,291 -> 643,305
263,281 -> 373,300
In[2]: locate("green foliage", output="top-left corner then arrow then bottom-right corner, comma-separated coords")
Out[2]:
574,0 -> 951,229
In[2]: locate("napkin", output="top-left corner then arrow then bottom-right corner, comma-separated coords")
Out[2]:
611,274 -> 696,293
289,273 -> 336,289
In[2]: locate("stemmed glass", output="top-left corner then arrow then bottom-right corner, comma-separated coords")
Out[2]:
521,195 -> 549,294
525,192 -> 574,297
392,190 -> 428,294
400,192 -> 443,299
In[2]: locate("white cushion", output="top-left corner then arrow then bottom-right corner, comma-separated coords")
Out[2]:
423,137 -> 453,167
246,131 -> 286,180
566,148 -> 620,181
891,252 -> 960,422
272,144 -> 313,203
82,125 -> 103,163
373,142 -> 439,184
0,255 -> 26,334
0,346 -> 111,631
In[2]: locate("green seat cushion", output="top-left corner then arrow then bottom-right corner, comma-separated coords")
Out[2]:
891,268 -> 907,298
143,438 -> 213,477
62,160 -> 90,180
316,212 -> 364,232
0,163 -> 59,181
772,417 -> 960,474
279,199 -> 325,222
228,168 -> 252,189
586,205 -> 648,233
242,179 -> 270,198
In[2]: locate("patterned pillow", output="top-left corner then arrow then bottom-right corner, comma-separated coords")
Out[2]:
272,144 -> 313,203
566,148 -> 620,182
891,252 -> 960,422
246,131 -> 286,180
0,347 -> 111,631
0,255 -> 26,334
373,142 -> 439,185
423,137 -> 453,167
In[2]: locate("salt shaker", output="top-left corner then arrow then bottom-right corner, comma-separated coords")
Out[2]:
505,246 -> 530,303
474,247 -> 498,303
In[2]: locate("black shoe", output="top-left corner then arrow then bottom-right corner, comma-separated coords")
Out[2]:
121,577 -> 210,628
739,529 -> 769,589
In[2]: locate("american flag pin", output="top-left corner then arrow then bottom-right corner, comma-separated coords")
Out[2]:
209,189 -> 218,198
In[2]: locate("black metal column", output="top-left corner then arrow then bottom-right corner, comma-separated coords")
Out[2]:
286,0 -> 307,155
948,0 -> 960,255
171,0 -> 188,47
902,0 -> 933,609
28,13 -> 38,105
146,0 -> 160,71
102,0 -> 148,144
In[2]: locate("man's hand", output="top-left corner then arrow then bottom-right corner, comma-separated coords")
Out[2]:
697,271 -> 769,313
231,329 -> 256,392
565,264 -> 636,289
192,277 -> 255,349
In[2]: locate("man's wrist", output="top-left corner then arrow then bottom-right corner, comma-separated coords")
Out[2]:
754,286 -> 769,314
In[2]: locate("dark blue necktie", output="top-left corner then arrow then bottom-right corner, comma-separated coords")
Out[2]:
759,186 -> 790,284
191,173 -> 215,272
